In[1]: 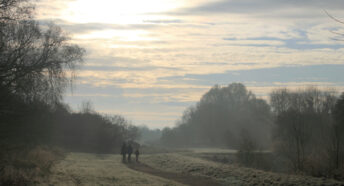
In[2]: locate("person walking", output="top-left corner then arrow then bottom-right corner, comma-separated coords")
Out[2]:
127,144 -> 133,163
135,148 -> 140,162
120,142 -> 127,163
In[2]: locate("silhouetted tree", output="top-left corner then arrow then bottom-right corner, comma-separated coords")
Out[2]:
80,100 -> 95,114
236,129 -> 257,166
0,0 -> 85,148
271,87 -> 338,172
161,83 -> 272,148
332,93 -> 344,169
0,0 -> 84,107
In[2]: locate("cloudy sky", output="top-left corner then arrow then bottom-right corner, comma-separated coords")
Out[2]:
36,0 -> 344,128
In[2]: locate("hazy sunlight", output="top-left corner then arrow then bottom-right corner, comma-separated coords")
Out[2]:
63,0 -> 183,24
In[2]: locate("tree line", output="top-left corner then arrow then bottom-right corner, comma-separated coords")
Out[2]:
161,83 -> 272,148
0,0 -> 139,154
161,83 -> 344,177
271,88 -> 344,176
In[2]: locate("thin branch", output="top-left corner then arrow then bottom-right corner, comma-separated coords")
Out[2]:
331,38 -> 344,41
324,9 -> 344,25
330,30 -> 344,37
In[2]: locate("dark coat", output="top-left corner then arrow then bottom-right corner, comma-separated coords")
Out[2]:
121,143 -> 127,155
127,145 -> 133,154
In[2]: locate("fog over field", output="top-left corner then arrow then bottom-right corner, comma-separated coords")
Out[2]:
1,0 -> 344,185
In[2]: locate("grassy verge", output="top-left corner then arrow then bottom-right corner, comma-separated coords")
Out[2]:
38,152 -> 185,186
141,153 -> 344,186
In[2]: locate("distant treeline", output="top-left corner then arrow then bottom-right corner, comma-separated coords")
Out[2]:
0,0 -> 139,154
161,83 -> 344,176
161,83 -> 272,148
0,95 -> 140,154
137,126 -> 162,145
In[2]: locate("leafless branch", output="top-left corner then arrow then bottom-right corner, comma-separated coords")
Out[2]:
324,9 -> 344,25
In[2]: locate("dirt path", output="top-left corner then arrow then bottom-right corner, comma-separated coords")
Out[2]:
126,162 -> 222,186
38,153 -> 185,186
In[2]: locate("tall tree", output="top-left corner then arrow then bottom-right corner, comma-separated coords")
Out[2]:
270,87 -> 337,172
0,0 -> 85,107
161,83 -> 272,148
332,93 -> 344,169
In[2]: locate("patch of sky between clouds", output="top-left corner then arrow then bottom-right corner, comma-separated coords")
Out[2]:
182,0 -> 344,14
159,64 -> 344,86
223,30 -> 344,50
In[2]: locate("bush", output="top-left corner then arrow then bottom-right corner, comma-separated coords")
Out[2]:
0,146 -> 64,185
236,130 -> 272,170
236,129 -> 257,167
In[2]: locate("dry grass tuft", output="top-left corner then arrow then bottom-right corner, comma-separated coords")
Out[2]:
0,146 -> 64,185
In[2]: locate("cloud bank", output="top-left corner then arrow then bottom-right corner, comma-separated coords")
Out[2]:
36,0 -> 344,128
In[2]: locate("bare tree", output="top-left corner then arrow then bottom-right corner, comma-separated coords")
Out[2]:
271,87 -> 338,172
274,108 -> 311,171
80,100 -> 94,113
332,93 -> 344,169
324,10 -> 344,41
0,0 -> 85,107
0,0 -> 33,21
236,129 -> 257,167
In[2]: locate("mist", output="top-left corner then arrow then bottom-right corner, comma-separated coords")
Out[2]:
1,0 -> 344,185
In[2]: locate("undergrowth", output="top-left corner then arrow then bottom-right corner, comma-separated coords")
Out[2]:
0,145 -> 64,186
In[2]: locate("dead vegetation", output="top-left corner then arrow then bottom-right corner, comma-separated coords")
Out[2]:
0,146 -> 64,185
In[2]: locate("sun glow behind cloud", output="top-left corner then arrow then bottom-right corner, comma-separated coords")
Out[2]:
62,0 -> 184,24
55,0 -> 188,44
75,29 -> 155,41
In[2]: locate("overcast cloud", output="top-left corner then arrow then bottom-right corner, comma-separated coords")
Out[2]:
35,0 -> 344,128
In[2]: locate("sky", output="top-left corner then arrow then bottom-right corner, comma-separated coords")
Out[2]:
36,0 -> 344,129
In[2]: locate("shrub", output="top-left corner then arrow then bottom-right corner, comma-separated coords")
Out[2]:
0,146 -> 64,185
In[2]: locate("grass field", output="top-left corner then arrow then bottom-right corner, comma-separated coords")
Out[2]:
38,153 -> 185,186
33,150 -> 344,186
140,152 -> 344,186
